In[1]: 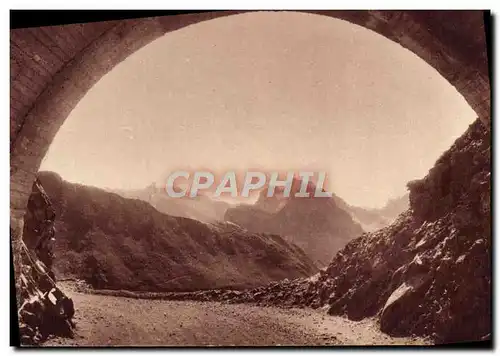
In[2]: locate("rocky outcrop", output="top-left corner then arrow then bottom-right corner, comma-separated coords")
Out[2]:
16,179 -> 75,345
181,119 -> 491,344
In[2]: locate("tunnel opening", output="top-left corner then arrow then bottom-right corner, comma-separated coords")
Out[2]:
10,10 -> 490,346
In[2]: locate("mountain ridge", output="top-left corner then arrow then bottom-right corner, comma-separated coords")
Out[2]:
35,171 -> 319,292
225,179 -> 364,265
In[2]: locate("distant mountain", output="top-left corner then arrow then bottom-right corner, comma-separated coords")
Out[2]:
35,171 -> 318,292
110,184 -> 231,224
378,193 -> 410,220
225,179 -> 364,266
340,194 -> 410,232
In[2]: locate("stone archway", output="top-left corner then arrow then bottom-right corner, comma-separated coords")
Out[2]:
10,10 -> 490,284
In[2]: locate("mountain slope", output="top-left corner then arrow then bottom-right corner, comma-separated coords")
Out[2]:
111,184 -> 231,224
36,171 -> 318,292
225,181 -> 364,266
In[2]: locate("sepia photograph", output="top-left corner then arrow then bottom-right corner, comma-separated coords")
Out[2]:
9,9 -> 492,348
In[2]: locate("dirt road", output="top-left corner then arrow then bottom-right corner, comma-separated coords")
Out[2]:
44,290 -> 429,347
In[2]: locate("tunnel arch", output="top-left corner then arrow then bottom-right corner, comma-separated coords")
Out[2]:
10,10 -> 490,277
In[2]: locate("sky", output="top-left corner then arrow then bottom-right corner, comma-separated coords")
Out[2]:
40,11 -> 476,209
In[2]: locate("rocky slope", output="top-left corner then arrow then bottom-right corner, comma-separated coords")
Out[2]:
225,180 -> 364,266
16,179 -> 75,345
170,118 -> 491,344
35,171 -> 318,292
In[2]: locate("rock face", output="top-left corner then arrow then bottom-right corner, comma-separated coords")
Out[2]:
16,179 -> 75,345
35,171 -> 318,292
190,119 -> 491,344
225,181 -> 364,266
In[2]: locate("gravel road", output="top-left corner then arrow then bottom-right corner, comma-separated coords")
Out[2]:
43,288 -> 429,347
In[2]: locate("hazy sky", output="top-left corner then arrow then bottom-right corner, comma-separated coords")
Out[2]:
40,11 -> 476,208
